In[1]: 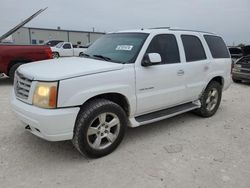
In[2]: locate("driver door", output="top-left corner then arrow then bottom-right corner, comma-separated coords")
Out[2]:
135,34 -> 188,115
62,43 -> 73,56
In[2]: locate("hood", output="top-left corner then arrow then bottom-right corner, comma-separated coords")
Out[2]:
18,57 -> 124,81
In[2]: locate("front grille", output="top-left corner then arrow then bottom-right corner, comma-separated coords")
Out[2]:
241,68 -> 250,74
14,71 -> 32,100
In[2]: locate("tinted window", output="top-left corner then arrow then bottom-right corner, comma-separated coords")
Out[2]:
229,48 -> 242,55
146,34 -> 180,64
204,35 -> 230,58
181,35 -> 206,62
242,45 -> 250,56
63,44 -> 71,49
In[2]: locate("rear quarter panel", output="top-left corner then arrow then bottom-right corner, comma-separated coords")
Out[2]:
207,58 -> 231,90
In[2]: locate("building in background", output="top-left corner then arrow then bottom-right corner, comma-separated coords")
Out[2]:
11,27 -> 105,45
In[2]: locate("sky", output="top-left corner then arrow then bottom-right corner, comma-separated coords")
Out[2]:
0,0 -> 250,46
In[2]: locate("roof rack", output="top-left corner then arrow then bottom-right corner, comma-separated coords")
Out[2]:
148,27 -> 170,30
169,28 -> 215,35
147,27 -> 215,35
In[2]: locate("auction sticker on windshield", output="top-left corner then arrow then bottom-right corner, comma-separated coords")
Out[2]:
116,45 -> 133,51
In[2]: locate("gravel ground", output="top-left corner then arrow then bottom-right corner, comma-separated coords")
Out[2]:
0,76 -> 250,188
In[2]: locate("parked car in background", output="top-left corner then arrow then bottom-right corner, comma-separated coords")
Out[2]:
44,40 -> 64,47
0,44 -> 52,81
232,55 -> 250,83
0,8 -> 50,81
242,45 -> 250,56
228,47 -> 244,62
11,28 -> 231,158
51,42 -> 87,58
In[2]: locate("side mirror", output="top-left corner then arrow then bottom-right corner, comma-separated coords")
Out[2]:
142,53 -> 162,67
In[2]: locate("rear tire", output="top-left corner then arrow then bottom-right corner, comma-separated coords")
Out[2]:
72,99 -> 127,158
193,81 -> 222,117
9,63 -> 22,82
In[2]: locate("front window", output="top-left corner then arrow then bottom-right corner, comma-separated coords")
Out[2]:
55,42 -> 64,48
146,34 -> 180,64
84,33 -> 149,63
63,43 -> 71,49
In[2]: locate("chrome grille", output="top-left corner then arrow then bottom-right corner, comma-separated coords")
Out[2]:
14,71 -> 32,100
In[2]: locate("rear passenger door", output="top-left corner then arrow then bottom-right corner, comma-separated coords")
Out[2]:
135,34 -> 188,115
181,34 -> 209,101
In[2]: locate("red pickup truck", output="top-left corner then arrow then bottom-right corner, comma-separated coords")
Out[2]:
0,8 -> 52,81
0,45 -> 52,80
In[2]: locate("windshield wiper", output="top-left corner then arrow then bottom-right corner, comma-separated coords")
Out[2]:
91,54 -> 125,64
93,54 -> 111,61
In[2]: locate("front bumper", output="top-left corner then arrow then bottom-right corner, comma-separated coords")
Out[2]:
232,72 -> 250,81
10,91 -> 80,141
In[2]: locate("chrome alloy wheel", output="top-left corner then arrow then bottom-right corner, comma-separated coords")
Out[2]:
206,88 -> 219,111
87,113 -> 120,150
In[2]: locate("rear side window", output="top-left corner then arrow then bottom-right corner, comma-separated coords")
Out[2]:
146,34 -> 180,64
181,35 -> 206,62
204,35 -> 230,58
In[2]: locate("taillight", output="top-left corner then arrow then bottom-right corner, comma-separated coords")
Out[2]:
45,48 -> 53,59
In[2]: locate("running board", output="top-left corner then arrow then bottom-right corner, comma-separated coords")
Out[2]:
135,102 -> 200,126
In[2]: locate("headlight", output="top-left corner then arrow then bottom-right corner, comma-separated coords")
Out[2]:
234,64 -> 242,68
33,82 -> 58,109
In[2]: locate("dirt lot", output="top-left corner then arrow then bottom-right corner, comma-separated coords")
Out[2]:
0,76 -> 250,188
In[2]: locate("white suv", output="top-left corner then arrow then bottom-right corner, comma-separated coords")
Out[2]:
11,28 -> 231,158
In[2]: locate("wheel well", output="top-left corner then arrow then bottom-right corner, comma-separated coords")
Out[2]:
209,76 -> 224,87
83,93 -> 130,116
7,60 -> 31,75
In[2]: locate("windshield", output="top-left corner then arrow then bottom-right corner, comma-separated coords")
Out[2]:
84,33 -> 149,63
55,42 -> 64,48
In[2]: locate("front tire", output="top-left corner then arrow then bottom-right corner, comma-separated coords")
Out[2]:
194,81 -> 222,117
9,63 -> 22,82
52,52 -> 59,58
232,78 -> 241,83
72,99 -> 127,158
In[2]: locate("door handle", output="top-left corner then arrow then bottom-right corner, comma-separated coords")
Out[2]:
177,70 -> 185,76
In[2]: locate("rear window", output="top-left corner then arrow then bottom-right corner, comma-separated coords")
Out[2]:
204,35 -> 230,58
181,35 -> 206,62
